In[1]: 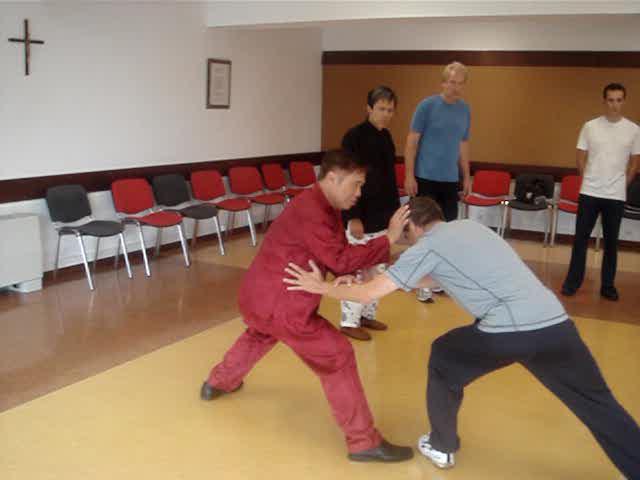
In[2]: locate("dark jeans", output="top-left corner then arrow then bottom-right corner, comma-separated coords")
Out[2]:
426,320 -> 640,478
416,177 -> 459,222
563,194 -> 625,291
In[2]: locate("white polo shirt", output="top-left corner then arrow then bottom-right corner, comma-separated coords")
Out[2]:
578,116 -> 640,201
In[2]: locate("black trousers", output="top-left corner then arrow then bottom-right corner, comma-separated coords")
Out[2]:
416,177 -> 459,222
563,194 -> 625,291
427,320 -> 640,478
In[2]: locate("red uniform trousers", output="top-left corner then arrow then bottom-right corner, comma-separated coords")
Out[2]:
207,311 -> 382,453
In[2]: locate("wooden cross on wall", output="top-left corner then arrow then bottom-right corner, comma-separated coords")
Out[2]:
8,19 -> 45,76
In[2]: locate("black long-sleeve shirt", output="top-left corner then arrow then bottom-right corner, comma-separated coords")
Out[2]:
341,120 -> 400,233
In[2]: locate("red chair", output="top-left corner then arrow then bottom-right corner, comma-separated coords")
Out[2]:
462,170 -> 511,233
395,163 -> 407,197
190,170 -> 257,247
228,166 -> 286,230
551,175 -> 582,247
111,178 -> 190,277
260,163 -> 307,201
289,161 -> 316,188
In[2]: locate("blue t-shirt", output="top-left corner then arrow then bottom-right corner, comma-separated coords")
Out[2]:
386,220 -> 568,333
410,95 -> 470,182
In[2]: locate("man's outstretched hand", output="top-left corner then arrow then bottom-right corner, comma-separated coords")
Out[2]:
284,260 -> 328,295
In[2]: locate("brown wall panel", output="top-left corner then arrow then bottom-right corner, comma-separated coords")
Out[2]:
322,64 -> 640,168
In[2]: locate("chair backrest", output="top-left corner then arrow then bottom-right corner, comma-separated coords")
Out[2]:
559,175 -> 582,203
394,163 -> 405,189
471,170 -> 511,197
191,170 -> 226,201
152,174 -> 190,207
627,175 -> 640,207
261,163 -> 286,190
289,161 -> 316,187
513,173 -> 555,201
111,178 -> 155,214
46,184 -> 92,223
228,166 -> 263,195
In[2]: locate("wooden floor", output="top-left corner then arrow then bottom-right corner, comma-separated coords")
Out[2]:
1,231 -> 638,480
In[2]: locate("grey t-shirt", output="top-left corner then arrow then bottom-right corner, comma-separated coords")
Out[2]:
386,220 -> 568,333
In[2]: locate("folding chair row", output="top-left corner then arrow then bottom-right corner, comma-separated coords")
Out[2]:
460,171 -> 609,249
45,161 -> 317,291
460,170 -> 555,246
191,161 -> 316,244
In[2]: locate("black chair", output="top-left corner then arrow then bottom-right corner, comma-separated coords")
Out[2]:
151,174 -> 225,255
624,175 -> 640,220
500,174 -> 555,246
617,176 -> 640,239
46,184 -> 132,291
593,176 -> 640,251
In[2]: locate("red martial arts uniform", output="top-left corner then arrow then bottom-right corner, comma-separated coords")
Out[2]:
207,183 -> 390,452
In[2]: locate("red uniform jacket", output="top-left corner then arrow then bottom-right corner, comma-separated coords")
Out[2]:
239,184 -> 390,325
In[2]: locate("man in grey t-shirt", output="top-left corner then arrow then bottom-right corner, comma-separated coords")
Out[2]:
284,196 -> 640,478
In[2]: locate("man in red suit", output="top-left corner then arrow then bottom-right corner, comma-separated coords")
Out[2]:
201,150 -> 412,462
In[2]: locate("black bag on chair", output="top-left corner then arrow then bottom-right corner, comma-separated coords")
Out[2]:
516,177 -> 547,205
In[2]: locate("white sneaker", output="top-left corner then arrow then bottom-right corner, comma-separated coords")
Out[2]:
417,288 -> 434,303
417,433 -> 455,469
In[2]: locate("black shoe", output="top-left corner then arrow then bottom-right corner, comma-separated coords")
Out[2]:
200,381 -> 243,401
348,439 -> 414,463
600,286 -> 619,301
561,285 -> 577,296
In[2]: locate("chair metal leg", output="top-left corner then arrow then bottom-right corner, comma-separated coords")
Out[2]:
500,203 -> 509,238
191,220 -> 199,248
262,205 -> 271,231
543,206 -> 551,246
551,206 -> 559,247
247,210 -> 257,247
114,234 -> 121,269
177,224 -> 191,267
53,233 -> 62,279
155,229 -> 162,256
226,212 -> 235,238
595,216 -> 602,251
93,237 -> 101,271
76,234 -> 95,291
137,225 -> 151,277
213,216 -> 225,256
119,233 -> 133,279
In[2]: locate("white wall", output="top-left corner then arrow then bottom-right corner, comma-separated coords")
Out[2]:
206,2 -> 639,28
1,3 -> 210,180
206,27 -> 322,160
1,4 -> 322,180
0,3 -> 322,275
322,14 -> 640,51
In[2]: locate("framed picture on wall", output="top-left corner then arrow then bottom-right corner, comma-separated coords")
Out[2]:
207,58 -> 231,109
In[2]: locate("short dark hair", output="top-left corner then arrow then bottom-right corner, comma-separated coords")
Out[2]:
367,86 -> 397,108
603,83 -> 626,99
318,149 -> 367,180
408,196 -> 444,227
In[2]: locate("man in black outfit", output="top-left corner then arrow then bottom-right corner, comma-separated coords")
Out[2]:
340,86 -> 401,341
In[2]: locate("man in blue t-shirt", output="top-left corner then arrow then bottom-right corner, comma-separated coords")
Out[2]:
284,196 -> 640,479
404,61 -> 472,220
404,61 -> 472,303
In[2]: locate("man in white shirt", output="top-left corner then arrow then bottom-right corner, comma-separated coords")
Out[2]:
562,83 -> 640,301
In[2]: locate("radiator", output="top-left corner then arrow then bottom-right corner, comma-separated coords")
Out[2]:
0,214 -> 43,292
